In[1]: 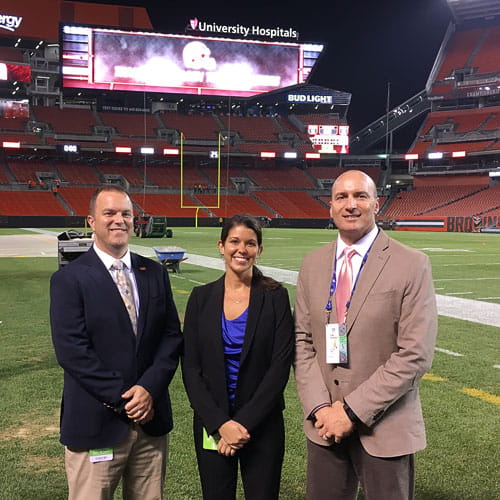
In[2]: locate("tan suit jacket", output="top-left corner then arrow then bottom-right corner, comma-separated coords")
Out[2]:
294,229 -> 437,458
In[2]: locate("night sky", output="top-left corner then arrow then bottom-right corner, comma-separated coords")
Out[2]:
74,0 -> 452,150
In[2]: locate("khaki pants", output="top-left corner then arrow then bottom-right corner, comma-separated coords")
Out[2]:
65,425 -> 168,500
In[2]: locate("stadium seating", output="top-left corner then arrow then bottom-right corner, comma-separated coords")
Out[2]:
58,187 -> 97,216
383,185 -> 486,217
99,111 -> 159,137
308,166 -> 381,184
55,161 -> 101,184
32,106 -> 97,135
0,117 -> 28,131
469,26 -> 500,74
7,159 -> 53,183
160,112 -> 220,140
435,28 -> 484,81
194,194 -> 274,218
130,193 -> 209,217
144,162 -> 207,187
0,190 -> 67,216
424,185 -> 500,216
253,191 -> 327,218
97,163 -> 145,186
235,143 -> 295,155
244,166 -> 315,188
218,116 -> 281,141
0,164 -> 11,184
0,131 -> 42,146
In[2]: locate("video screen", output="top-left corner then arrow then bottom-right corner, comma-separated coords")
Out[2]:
61,25 -> 323,97
0,99 -> 29,119
307,124 -> 349,154
0,63 -> 31,83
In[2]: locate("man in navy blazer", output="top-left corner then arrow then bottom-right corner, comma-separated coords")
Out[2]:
50,185 -> 182,499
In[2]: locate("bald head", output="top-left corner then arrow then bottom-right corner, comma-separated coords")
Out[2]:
330,170 -> 379,245
332,170 -> 377,199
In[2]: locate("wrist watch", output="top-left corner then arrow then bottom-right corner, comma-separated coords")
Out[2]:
343,402 -> 359,423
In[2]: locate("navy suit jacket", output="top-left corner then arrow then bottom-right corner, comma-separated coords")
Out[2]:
182,275 -> 294,436
50,246 -> 182,449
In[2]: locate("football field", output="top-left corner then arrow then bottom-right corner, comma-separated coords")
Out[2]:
0,227 -> 498,499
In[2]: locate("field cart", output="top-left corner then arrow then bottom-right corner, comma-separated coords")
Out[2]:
153,246 -> 187,273
134,215 -> 173,238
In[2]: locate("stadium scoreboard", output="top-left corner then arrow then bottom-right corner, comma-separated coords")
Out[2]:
60,24 -> 323,98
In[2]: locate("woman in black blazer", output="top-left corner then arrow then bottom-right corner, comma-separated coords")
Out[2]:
182,214 -> 294,500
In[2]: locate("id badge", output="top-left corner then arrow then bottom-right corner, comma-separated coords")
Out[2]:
202,428 -> 219,451
325,323 -> 348,364
89,448 -> 113,463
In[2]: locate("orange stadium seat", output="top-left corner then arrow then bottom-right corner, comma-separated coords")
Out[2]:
383,185 -> 486,218
55,161 -> 101,184
469,26 -> 500,74
253,191 -> 328,218
130,193 -> 207,217
58,187 -> 97,216
160,112 -> 221,140
144,162 -> 207,188
243,166 -> 314,188
425,185 -> 500,217
99,112 -> 160,137
194,194 -> 274,218
218,116 -> 281,141
436,28 -> 485,80
32,106 -> 97,135
97,163 -> 145,186
7,159 -> 54,183
0,190 -> 68,216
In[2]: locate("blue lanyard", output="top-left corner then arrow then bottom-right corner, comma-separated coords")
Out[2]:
325,241 -> 374,315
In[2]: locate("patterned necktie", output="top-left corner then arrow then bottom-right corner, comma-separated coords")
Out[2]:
335,247 -> 357,322
111,260 -> 137,335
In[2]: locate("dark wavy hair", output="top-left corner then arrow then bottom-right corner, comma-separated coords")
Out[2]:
220,214 -> 281,291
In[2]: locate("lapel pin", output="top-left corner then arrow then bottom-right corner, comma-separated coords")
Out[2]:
139,267 -> 147,271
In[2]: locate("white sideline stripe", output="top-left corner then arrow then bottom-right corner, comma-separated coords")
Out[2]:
19,229 -> 500,328
493,365 -> 500,369
435,347 -> 463,357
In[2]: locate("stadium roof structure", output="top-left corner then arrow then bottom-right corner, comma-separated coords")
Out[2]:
245,83 -> 351,118
447,0 -> 500,24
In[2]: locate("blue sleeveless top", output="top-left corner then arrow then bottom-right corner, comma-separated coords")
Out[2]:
221,308 -> 248,408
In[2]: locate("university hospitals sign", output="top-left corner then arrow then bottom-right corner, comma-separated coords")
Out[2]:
188,18 -> 299,40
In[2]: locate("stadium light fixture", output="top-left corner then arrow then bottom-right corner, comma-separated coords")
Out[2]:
428,152 -> 443,159
164,148 -> 179,155
3,141 -> 20,149
115,146 -> 132,153
305,152 -> 321,159
260,152 -> 276,158
451,151 -> 466,158
140,147 -> 155,155
405,153 -> 418,160
284,152 -> 297,159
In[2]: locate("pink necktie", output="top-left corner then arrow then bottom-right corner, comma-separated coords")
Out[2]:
335,247 -> 357,321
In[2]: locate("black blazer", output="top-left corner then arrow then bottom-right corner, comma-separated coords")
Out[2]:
182,275 -> 294,436
50,247 -> 182,449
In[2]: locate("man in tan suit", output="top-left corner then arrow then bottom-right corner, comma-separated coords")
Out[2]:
294,170 -> 437,500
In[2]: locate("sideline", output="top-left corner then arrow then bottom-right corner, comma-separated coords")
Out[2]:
10,229 -> 500,328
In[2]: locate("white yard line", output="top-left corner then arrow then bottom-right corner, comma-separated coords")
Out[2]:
435,347 -> 464,357
13,229 -> 500,329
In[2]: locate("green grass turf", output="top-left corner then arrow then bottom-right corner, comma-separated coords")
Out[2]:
0,228 -> 498,499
